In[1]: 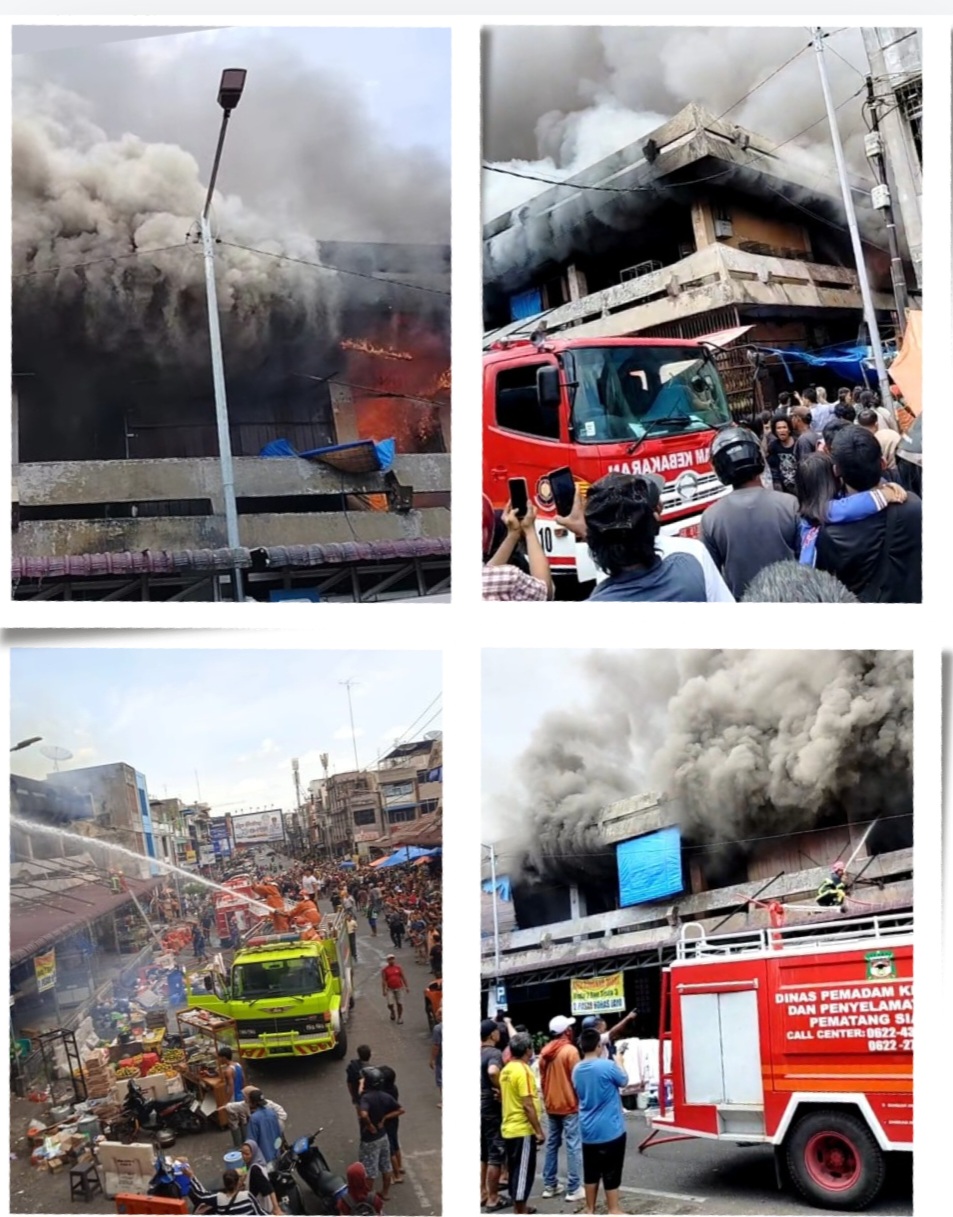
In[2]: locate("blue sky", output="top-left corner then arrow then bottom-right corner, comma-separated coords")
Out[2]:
11,649 -> 442,817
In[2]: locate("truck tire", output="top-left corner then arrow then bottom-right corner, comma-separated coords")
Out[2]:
330,1026 -> 348,1060
785,1110 -> 886,1211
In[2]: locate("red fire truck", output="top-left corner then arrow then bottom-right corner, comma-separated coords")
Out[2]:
643,912 -> 913,1210
213,875 -> 260,940
483,336 -> 733,579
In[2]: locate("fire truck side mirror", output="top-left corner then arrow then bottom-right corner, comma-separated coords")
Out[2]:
537,365 -> 561,409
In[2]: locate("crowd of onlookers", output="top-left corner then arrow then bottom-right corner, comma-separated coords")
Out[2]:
482,382 -> 922,603
481,1009 -> 639,1215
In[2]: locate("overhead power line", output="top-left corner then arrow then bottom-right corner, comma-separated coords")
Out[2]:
216,240 -> 450,296
483,162 -> 740,195
715,40 -> 812,121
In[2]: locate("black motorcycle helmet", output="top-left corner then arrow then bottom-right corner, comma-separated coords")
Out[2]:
710,426 -> 765,488
361,1067 -> 385,1091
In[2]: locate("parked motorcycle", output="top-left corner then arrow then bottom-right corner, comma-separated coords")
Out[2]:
123,1079 -> 206,1136
273,1130 -> 348,1215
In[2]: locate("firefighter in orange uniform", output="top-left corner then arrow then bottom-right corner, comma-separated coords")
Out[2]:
252,881 -> 291,933
288,897 -> 322,929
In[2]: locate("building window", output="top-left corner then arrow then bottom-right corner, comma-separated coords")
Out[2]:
387,806 -> 417,824
894,78 -> 923,166
353,808 -> 377,827
419,800 -> 439,815
494,364 -> 561,441
381,781 -> 415,808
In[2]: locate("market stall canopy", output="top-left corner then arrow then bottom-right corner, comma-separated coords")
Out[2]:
888,310 -> 922,416
376,845 -> 435,869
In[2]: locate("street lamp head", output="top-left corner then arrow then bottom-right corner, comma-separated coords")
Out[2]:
218,68 -> 247,112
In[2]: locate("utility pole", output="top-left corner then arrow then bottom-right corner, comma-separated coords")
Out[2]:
865,75 -> 909,339
200,70 -> 247,601
811,29 -> 892,407
340,681 -> 361,855
488,844 -> 501,993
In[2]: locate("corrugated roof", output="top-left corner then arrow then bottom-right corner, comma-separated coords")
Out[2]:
10,857 -> 162,965
12,538 -> 450,581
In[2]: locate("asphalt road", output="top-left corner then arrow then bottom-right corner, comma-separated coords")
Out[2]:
10,906 -> 441,1214
521,1109 -> 912,1216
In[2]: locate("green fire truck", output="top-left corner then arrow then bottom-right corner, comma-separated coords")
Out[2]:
187,911 -> 353,1060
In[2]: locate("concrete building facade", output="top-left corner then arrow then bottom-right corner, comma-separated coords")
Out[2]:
482,790 -> 912,1032
862,28 -> 923,287
484,104 -> 920,414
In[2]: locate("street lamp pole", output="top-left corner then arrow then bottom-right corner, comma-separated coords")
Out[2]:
201,69 -> 247,602
341,679 -> 361,855
484,843 -> 502,1009
811,30 -> 892,406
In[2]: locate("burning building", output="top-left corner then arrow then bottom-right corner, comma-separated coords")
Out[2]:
481,651 -> 913,1030
482,103 -> 919,414
11,32 -> 451,602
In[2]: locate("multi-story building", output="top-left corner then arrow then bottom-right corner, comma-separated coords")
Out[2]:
319,735 -> 443,853
46,763 -> 157,878
12,242 -> 451,602
375,736 -> 443,833
862,28 -> 923,287
325,770 -> 383,851
482,790 -> 912,1031
484,104 -> 920,413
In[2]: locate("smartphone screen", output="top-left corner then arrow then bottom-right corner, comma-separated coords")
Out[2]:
548,466 -> 576,517
508,478 -> 529,519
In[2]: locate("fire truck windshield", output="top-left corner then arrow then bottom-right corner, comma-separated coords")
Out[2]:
568,345 -> 731,444
232,956 -> 324,999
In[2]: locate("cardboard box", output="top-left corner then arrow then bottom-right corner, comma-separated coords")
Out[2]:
97,1142 -> 155,1198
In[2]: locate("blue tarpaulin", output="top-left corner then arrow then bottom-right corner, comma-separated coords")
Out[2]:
259,437 -> 396,473
481,875 -> 512,902
617,827 -> 683,907
377,845 -> 434,869
753,342 -> 887,386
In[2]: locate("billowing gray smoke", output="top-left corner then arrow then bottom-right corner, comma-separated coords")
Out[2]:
497,651 -> 913,882
483,25 -> 875,218
13,31 -> 450,362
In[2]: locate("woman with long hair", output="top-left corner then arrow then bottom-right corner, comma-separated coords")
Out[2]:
765,413 -> 798,495
795,452 -> 905,566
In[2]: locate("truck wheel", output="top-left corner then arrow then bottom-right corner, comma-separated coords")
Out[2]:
330,1027 -> 348,1059
785,1110 -> 886,1211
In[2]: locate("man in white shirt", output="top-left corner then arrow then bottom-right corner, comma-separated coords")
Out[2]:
301,869 -> 318,898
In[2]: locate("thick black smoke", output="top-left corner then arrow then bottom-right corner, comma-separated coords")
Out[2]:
13,31 -> 450,366
495,651 -> 913,883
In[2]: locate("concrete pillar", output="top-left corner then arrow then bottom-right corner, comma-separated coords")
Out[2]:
330,383 -> 359,444
691,199 -> 717,250
566,264 -> 588,301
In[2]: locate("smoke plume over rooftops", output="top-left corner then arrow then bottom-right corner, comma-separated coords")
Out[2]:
482,26 -> 877,218
13,28 -> 450,363
489,651 -> 913,883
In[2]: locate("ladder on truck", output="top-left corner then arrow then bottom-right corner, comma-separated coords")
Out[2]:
638,968 -> 695,1154
675,910 -> 913,961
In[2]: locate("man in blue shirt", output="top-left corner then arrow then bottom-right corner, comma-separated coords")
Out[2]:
571,1026 -> 629,1215
247,1090 -> 283,1166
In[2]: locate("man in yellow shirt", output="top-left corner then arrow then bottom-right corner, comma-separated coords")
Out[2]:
498,1034 -> 545,1214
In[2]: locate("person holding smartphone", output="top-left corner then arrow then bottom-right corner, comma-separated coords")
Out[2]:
482,492 -> 554,601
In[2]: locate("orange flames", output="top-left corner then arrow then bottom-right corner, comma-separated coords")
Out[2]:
340,338 -> 414,361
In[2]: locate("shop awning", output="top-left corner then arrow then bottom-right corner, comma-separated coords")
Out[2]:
697,325 -> 754,349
